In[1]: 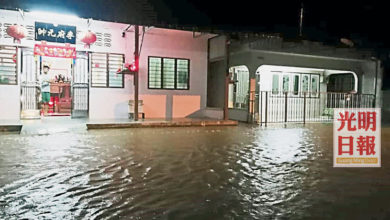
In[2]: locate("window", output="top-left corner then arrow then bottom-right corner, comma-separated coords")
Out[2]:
91,53 -> 124,88
311,75 -> 319,95
282,75 -> 289,92
148,57 -> 189,89
108,54 -> 124,88
269,72 -> 320,96
0,46 -> 17,85
176,59 -> 189,89
327,73 -> 355,92
272,74 -> 279,94
148,57 -> 161,88
301,75 -> 309,93
163,58 -> 175,89
293,74 -> 299,95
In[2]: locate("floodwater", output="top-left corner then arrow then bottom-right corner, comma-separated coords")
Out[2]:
1,123 -> 390,219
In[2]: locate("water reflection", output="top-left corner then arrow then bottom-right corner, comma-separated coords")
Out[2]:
0,124 -> 389,219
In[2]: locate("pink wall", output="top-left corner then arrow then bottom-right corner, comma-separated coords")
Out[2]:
172,95 -> 201,118
140,95 -> 166,118
89,27 -> 212,119
0,9 -> 214,120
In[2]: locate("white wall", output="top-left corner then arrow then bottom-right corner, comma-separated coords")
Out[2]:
0,85 -> 20,120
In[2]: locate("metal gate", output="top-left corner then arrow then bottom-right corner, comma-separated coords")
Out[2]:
259,91 -> 375,125
20,48 -> 40,119
72,52 -> 89,118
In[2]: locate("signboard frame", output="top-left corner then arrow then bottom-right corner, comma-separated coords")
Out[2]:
35,22 -> 77,44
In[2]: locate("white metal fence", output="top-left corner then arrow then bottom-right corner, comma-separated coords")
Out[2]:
258,91 -> 375,125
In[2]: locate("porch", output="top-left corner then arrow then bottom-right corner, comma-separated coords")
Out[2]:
257,91 -> 375,125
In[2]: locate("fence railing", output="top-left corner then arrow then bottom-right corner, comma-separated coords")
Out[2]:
257,91 -> 375,125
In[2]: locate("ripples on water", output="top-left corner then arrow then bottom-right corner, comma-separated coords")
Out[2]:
1,124 -> 390,219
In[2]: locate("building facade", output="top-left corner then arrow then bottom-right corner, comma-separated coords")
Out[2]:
208,35 -> 383,123
0,9 -> 212,121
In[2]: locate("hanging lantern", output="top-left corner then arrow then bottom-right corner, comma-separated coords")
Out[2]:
6,24 -> 26,44
340,38 -> 354,47
80,30 -> 97,48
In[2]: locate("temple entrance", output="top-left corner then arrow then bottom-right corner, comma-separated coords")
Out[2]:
20,48 -> 89,119
40,56 -> 72,116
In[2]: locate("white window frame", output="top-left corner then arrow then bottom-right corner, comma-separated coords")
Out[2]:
310,74 -> 320,97
291,73 -> 300,96
90,53 -> 124,88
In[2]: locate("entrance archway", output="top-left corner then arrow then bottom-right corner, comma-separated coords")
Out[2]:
255,65 -> 369,124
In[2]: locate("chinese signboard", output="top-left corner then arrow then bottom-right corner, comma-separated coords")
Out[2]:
35,22 -> 76,44
34,44 -> 76,59
334,108 -> 381,167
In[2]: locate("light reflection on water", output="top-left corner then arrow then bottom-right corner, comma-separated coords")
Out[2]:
0,123 -> 390,219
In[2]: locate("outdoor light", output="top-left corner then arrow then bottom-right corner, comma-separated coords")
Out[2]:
28,11 -> 79,23
129,62 -> 138,72
127,59 -> 139,72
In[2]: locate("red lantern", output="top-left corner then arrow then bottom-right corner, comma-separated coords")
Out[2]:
6,24 -> 26,43
80,30 -> 97,48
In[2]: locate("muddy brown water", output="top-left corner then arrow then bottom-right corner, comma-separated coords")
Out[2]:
1,123 -> 390,219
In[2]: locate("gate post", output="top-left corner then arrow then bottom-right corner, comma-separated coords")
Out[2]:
265,91 -> 268,127
284,92 -> 288,123
259,91 -> 262,126
303,92 -> 306,124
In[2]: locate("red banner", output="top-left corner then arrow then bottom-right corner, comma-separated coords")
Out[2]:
34,43 -> 76,58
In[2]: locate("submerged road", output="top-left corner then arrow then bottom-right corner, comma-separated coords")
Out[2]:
0,124 -> 390,219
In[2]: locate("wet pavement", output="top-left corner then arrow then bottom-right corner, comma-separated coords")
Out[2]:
1,123 -> 390,219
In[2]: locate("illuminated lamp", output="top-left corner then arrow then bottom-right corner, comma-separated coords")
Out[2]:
117,59 -> 139,74
80,30 -> 97,48
6,24 -> 26,43
127,59 -> 139,72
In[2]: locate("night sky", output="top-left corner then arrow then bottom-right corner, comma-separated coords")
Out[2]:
0,0 -> 388,48
1,0 -> 389,87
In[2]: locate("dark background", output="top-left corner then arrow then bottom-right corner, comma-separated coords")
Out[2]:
1,0 -> 389,87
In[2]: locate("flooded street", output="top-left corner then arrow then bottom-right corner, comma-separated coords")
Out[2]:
1,123 -> 390,219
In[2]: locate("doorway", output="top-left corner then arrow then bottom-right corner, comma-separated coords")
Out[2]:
227,65 -> 250,122
20,48 -> 89,119
40,56 -> 72,116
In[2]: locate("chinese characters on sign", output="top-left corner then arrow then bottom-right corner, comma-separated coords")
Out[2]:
34,44 -> 76,59
334,108 -> 381,167
35,22 -> 76,44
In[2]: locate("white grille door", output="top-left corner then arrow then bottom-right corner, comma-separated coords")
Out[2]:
20,48 -> 39,118
72,52 -> 89,118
